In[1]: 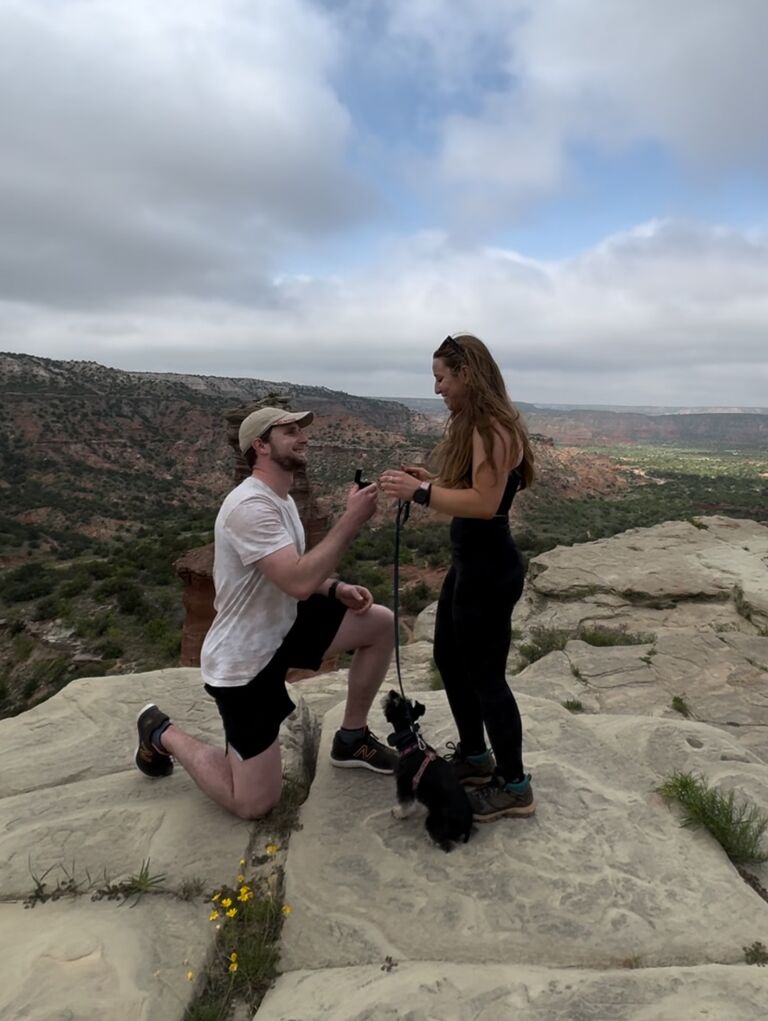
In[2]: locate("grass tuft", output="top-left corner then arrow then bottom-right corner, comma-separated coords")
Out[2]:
562,699 -> 584,713
518,627 -> 568,663
744,940 -> 768,966
429,660 -> 444,690
671,695 -> 691,718
658,771 -> 768,865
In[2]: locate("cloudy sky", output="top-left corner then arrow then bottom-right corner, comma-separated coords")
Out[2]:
2,0 -> 767,406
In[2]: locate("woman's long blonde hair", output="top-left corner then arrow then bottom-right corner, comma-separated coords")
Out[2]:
432,333 -> 534,490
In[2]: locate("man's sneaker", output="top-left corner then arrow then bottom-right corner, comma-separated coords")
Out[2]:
135,703 -> 174,778
444,741 -> 496,786
468,773 -> 535,822
330,728 -> 397,774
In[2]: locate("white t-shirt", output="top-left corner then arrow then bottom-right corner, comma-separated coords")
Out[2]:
200,476 -> 305,687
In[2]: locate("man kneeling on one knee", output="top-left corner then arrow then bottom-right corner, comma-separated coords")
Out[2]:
134,406 -> 396,818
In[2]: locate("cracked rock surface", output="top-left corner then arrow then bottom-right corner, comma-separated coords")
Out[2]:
3,517 -> 768,1020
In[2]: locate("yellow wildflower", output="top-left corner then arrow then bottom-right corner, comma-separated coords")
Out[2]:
211,892 -> 220,903
221,897 -> 232,908
239,858 -> 246,866
209,910 -> 220,922
186,971 -> 194,982
226,907 -> 238,918
265,843 -> 279,855
229,951 -> 238,962
281,904 -> 293,916
237,874 -> 246,883
228,962 -> 238,973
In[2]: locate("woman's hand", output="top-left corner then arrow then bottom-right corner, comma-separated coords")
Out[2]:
401,464 -> 432,482
336,583 -> 373,615
379,469 -> 421,501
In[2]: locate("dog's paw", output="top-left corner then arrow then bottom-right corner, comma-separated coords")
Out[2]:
392,802 -> 415,820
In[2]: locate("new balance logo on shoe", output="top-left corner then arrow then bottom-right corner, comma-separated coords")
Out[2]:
353,745 -> 378,761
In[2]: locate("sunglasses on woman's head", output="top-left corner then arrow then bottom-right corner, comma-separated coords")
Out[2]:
441,335 -> 463,354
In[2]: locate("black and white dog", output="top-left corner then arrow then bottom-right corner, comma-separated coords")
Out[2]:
382,689 -> 473,852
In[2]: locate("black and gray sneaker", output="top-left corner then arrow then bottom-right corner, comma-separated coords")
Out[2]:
468,773 -> 535,822
444,741 -> 496,786
135,703 -> 174,778
329,728 -> 397,774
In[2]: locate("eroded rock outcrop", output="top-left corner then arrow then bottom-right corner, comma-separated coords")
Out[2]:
2,516 -> 767,1020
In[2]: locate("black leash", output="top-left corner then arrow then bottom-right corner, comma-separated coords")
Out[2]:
391,497 -> 426,745
392,497 -> 410,703
355,468 -> 421,741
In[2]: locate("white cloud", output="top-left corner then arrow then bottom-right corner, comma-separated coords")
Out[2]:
3,219 -> 767,404
375,0 -> 768,211
0,0 -> 371,305
1,1 -> 767,407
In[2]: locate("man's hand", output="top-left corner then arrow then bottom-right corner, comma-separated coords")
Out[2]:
343,482 -> 378,527
336,582 -> 374,615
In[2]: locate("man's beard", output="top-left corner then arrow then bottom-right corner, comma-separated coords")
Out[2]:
270,449 -> 306,472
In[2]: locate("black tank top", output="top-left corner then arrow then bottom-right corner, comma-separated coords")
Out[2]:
463,467 -> 520,516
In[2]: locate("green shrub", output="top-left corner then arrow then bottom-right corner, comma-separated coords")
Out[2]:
400,581 -> 435,615
116,584 -> 147,616
518,627 -> 568,663
33,596 -> 63,621
59,572 -> 92,597
578,627 -> 654,647
658,771 -> 768,865
12,635 -> 35,662
96,638 -> 124,659
3,562 -> 57,603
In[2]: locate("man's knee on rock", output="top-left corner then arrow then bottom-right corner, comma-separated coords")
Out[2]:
233,789 -> 281,820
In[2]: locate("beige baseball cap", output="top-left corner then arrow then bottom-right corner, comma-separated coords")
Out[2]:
238,406 -> 314,453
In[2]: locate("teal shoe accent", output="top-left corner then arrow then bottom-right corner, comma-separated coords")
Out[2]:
504,772 -> 531,793
466,750 -> 492,766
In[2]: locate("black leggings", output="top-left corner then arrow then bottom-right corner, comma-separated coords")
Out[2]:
433,519 -> 526,782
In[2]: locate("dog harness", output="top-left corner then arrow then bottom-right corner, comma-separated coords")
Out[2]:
410,748 -> 437,793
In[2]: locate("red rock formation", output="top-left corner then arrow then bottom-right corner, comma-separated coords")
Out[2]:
175,398 -> 331,669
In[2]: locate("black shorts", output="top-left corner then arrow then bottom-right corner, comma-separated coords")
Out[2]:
203,593 -> 348,760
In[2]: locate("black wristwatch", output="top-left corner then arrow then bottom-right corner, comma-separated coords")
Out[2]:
412,482 -> 431,506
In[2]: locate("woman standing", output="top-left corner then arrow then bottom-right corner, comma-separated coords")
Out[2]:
380,333 -> 535,822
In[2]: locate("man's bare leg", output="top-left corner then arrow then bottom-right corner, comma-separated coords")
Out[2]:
324,604 -> 394,728
160,727 -> 283,820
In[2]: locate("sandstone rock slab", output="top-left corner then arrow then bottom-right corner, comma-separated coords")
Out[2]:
515,516 -> 768,636
278,694 -> 768,976
0,669 -> 314,1021
258,962 -> 768,1021
0,898 -> 209,1021
511,630 -> 768,762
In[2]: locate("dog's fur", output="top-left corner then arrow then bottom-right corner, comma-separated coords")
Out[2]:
382,690 -> 473,852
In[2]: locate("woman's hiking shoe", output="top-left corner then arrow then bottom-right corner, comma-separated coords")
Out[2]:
444,741 -> 496,786
330,728 -> 396,773
135,703 -> 174,778
468,773 -> 535,822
